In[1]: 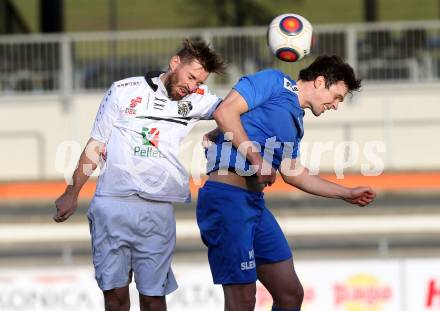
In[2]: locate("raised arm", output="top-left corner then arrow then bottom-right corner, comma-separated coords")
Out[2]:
53,138 -> 105,222
213,90 -> 276,185
279,158 -> 376,206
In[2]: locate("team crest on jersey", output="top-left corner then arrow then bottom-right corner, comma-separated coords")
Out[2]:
283,77 -> 298,94
177,100 -> 193,117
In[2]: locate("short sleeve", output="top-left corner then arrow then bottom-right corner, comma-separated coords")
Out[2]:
271,111 -> 302,165
90,84 -> 120,143
233,69 -> 281,110
190,85 -> 222,120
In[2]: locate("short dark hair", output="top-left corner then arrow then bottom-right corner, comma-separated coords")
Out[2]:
298,55 -> 361,92
176,39 -> 226,74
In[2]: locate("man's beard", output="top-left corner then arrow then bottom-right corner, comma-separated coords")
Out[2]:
164,71 -> 183,101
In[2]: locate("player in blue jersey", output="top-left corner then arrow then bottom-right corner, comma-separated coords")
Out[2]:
197,55 -> 376,311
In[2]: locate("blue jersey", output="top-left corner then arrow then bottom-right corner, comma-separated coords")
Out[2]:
206,69 -> 304,175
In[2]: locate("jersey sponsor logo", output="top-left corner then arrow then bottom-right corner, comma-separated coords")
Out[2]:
125,96 -> 142,115
133,146 -> 164,158
116,81 -> 141,88
283,77 -> 298,94
193,88 -> 204,95
177,100 -> 193,117
125,107 -> 136,115
130,96 -> 142,108
240,249 -> 256,271
142,127 -> 160,147
133,127 -> 164,158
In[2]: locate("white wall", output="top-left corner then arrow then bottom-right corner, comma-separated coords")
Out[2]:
0,83 -> 439,181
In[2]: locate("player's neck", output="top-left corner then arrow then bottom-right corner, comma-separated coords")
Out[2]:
296,80 -> 307,110
160,71 -> 169,86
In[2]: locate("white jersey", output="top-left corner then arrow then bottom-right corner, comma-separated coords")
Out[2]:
90,72 -> 221,203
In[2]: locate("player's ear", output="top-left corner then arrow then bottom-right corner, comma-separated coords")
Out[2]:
314,76 -> 326,89
169,56 -> 181,71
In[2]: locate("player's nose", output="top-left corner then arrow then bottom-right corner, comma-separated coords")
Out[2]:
187,82 -> 198,93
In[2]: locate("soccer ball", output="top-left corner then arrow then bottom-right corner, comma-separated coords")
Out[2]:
267,13 -> 313,62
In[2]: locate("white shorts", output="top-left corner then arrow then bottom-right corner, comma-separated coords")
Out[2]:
87,195 -> 178,296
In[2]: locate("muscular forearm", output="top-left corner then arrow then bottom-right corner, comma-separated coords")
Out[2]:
288,170 -> 350,199
281,160 -> 350,199
280,159 -> 375,206
66,138 -> 103,195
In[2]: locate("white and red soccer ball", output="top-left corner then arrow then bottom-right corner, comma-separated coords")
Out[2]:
267,13 -> 313,62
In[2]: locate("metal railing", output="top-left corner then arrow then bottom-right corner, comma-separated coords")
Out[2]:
0,20 -> 440,98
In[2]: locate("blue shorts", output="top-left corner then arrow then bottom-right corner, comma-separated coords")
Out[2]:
196,181 -> 292,284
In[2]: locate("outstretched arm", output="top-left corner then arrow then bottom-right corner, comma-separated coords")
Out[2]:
279,158 -> 376,206
53,138 -> 105,222
213,90 -> 276,185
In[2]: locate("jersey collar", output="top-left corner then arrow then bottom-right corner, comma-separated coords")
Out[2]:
144,71 -> 165,92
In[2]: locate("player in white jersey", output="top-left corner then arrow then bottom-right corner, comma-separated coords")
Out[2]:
54,39 -> 226,311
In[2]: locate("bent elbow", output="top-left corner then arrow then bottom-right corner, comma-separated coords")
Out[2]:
213,105 -> 229,128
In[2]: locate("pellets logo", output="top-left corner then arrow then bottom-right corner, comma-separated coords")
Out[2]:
134,127 -> 164,158
333,274 -> 392,310
142,127 -> 159,147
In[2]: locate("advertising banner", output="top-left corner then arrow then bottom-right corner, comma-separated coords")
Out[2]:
405,259 -> 440,310
0,259 -> 437,311
297,260 -> 401,311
